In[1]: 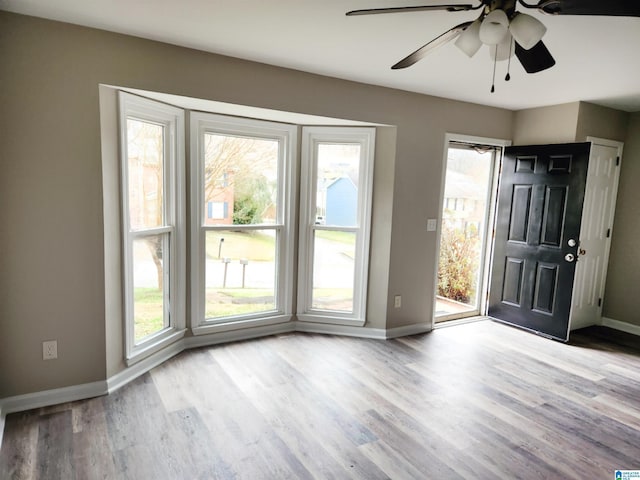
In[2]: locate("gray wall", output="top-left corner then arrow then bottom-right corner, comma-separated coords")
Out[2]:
513,102 -> 580,145
512,102 -> 636,327
0,12 -> 515,398
576,102 -> 629,143
604,112 -> 640,325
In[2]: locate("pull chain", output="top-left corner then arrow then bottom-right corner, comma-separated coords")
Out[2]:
491,45 -> 497,93
505,38 -> 513,81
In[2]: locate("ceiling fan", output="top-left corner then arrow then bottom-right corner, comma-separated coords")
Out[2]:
346,0 -> 640,91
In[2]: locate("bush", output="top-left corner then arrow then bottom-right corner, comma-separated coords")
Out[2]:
232,175 -> 273,225
232,198 -> 259,225
437,223 -> 480,304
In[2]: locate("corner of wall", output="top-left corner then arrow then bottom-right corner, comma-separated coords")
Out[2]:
0,405 -> 5,450
602,111 -> 640,325
99,85 -> 127,378
575,102 -> 630,142
512,102 -> 580,145
368,126 -> 397,330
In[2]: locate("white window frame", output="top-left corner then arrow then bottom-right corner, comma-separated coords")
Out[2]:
434,133 -> 510,325
119,92 -> 186,364
297,127 -> 375,326
190,113 -> 297,335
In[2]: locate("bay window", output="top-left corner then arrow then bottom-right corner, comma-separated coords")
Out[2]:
190,113 -> 297,332
297,127 -> 375,326
119,93 -> 186,362
117,93 -> 375,356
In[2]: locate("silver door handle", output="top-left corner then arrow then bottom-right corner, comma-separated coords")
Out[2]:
565,253 -> 575,262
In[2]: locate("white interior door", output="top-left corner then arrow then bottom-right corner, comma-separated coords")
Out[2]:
569,138 -> 623,330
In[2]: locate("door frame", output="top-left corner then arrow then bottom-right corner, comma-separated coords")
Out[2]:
569,136 -> 624,331
432,133 -> 511,327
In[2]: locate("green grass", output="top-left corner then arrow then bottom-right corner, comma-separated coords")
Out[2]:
218,288 -> 274,299
205,287 -> 275,318
312,288 -> 352,298
134,281 -> 354,332
206,231 -> 275,261
315,230 -> 355,245
133,286 -> 280,334
133,288 -> 165,342
312,288 -> 353,310
315,230 -> 356,259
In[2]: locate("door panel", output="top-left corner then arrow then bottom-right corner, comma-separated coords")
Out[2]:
509,185 -> 531,242
570,142 -> 621,330
541,186 -> 567,246
488,143 -> 590,341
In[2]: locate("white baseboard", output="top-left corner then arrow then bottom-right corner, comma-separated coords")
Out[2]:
0,320 -> 431,424
186,321 -> 296,349
384,323 -> 433,339
294,321 -> 432,339
294,321 -> 387,339
601,317 -> 640,336
107,339 -> 185,394
2,315 -> 636,448
0,380 -> 107,417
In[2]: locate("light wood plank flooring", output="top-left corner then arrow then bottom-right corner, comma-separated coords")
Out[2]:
2,320 -> 640,479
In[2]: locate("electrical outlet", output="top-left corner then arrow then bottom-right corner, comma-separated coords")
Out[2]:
426,219 -> 437,232
394,295 -> 402,308
43,340 -> 58,360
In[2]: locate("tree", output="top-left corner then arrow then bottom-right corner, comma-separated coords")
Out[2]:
437,222 -> 480,304
232,175 -> 273,224
127,119 -> 165,290
203,134 -> 277,223
127,129 -> 280,291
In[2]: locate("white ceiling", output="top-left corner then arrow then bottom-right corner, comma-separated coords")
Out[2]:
2,0 -> 640,112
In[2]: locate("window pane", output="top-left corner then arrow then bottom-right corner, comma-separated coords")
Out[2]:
311,230 -> 355,312
205,229 -> 277,319
132,235 -> 169,343
203,134 -> 279,226
436,146 -> 494,320
316,143 -> 360,227
126,119 -> 164,229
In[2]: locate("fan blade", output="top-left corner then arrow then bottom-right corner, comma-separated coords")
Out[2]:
514,40 -> 555,73
346,4 -> 475,16
392,21 -> 473,69
534,0 -> 640,16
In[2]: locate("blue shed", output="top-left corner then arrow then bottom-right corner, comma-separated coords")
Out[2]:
325,176 -> 357,226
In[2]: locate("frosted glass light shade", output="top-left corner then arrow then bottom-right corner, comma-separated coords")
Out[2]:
479,9 -> 509,45
510,12 -> 546,50
455,18 -> 482,57
489,33 -> 514,61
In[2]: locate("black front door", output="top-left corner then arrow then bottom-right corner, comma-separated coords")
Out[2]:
488,142 -> 590,341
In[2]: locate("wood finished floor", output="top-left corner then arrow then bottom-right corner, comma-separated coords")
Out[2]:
2,320 -> 640,479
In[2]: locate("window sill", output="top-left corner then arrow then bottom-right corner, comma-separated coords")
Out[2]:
296,313 -> 366,327
126,328 -> 187,367
191,314 -> 293,336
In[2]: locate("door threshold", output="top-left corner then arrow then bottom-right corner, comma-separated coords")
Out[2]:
433,315 -> 490,329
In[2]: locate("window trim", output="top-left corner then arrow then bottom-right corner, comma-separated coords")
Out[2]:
297,126 -> 376,326
189,112 -> 297,335
118,92 -> 186,363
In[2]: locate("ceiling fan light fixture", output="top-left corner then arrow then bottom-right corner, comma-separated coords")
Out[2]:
509,12 -> 547,50
479,9 -> 509,45
454,18 -> 482,57
490,32 -> 514,61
